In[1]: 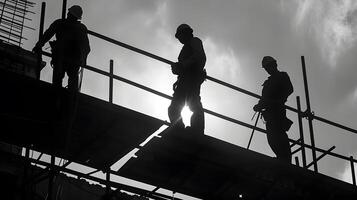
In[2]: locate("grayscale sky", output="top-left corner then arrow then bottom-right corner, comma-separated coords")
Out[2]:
23,0 -> 357,196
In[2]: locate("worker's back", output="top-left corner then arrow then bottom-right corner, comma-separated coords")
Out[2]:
178,37 -> 206,78
52,18 -> 90,65
262,71 -> 293,107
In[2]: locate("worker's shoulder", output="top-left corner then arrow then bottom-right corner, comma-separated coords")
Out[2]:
59,19 -> 88,29
269,71 -> 289,80
279,71 -> 290,78
67,20 -> 88,30
50,18 -> 65,26
190,37 -> 204,47
275,71 -> 291,82
77,21 -> 88,30
191,37 -> 203,43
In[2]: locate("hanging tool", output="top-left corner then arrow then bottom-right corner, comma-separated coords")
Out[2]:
247,111 -> 261,149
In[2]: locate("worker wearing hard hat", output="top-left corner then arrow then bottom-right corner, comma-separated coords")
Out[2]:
33,5 -> 90,92
169,24 -> 207,134
32,5 -> 90,147
253,56 -> 294,163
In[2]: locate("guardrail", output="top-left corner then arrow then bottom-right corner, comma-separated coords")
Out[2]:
33,1 -> 357,196
83,30 -> 357,179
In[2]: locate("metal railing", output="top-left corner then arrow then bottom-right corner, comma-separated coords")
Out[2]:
83,30 -> 357,180
31,1 -> 357,198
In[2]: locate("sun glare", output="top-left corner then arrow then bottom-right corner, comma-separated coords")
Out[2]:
181,105 -> 193,127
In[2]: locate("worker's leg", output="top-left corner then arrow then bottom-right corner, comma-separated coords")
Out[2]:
52,60 -> 65,88
67,66 -> 79,93
266,121 -> 292,163
279,132 -> 292,162
51,61 -> 65,116
168,83 -> 185,130
187,83 -> 204,134
66,65 -> 80,117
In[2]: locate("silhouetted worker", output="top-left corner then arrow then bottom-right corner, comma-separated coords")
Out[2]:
253,56 -> 293,163
32,5 -> 90,151
168,24 -> 206,134
33,5 -> 90,92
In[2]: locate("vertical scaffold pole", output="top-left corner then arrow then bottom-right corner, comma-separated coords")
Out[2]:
301,56 -> 318,173
109,60 -> 113,103
22,148 -> 31,200
36,2 -> 46,80
61,0 -> 67,19
295,157 -> 300,167
48,155 -> 55,200
106,170 -> 111,194
0,0 -> 6,25
350,156 -> 356,186
296,96 -> 307,168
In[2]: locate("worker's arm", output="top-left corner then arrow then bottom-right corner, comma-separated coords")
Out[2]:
284,73 -> 294,98
78,24 -> 91,67
33,19 -> 61,52
276,72 -> 293,103
254,96 -> 267,112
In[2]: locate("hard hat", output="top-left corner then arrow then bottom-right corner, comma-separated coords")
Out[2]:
262,56 -> 276,67
175,24 -> 193,38
68,5 -> 83,20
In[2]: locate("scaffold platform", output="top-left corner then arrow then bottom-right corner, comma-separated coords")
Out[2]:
1,54 -> 357,199
119,127 -> 357,200
0,69 -> 164,170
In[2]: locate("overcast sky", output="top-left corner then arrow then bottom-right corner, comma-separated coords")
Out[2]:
23,0 -> 357,194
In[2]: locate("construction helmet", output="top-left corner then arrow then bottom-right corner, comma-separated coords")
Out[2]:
261,56 -> 276,67
68,5 -> 83,20
175,24 -> 193,38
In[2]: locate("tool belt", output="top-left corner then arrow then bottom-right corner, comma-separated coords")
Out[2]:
262,106 -> 293,132
173,69 -> 207,91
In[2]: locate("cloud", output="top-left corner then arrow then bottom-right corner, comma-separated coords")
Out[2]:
111,1 -> 246,134
293,0 -> 357,67
129,4 -> 244,123
338,86 -> 357,110
353,87 -> 357,102
203,37 -> 241,84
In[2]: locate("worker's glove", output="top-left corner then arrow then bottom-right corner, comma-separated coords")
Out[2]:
253,103 -> 263,112
32,45 -> 42,54
173,81 -> 178,91
79,57 -> 87,67
171,62 -> 182,75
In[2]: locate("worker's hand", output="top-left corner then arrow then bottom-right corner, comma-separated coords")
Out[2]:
253,103 -> 263,112
79,58 -> 86,67
171,62 -> 182,75
32,45 -> 41,54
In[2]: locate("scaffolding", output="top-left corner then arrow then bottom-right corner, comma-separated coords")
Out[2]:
1,1 -> 357,199
0,0 -> 35,46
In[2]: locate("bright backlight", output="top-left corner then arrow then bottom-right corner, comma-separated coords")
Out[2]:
181,105 -> 193,127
